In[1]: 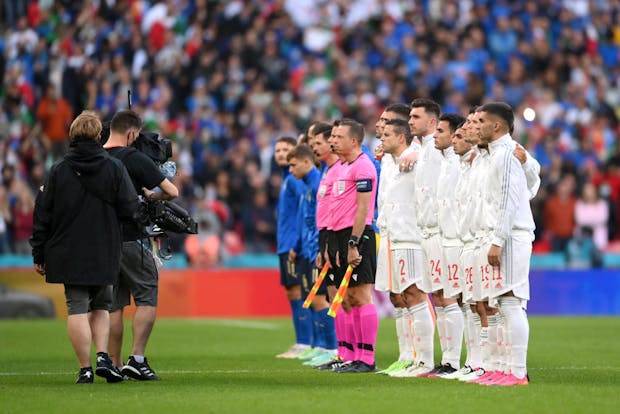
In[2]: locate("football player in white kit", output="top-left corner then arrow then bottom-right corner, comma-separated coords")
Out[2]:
376,119 -> 437,379
476,102 -> 536,386
391,98 -> 444,377
431,113 -> 467,378
444,112 -> 485,381
372,104 -> 423,376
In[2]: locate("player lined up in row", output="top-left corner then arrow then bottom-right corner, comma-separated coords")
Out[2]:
275,99 -> 538,386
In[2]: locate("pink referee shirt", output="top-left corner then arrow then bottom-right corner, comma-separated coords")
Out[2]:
330,153 -> 377,232
316,160 -> 343,230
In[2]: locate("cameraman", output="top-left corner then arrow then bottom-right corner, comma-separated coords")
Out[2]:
30,111 -> 138,383
103,110 -> 178,380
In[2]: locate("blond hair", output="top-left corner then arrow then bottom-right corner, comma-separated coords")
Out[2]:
69,111 -> 103,141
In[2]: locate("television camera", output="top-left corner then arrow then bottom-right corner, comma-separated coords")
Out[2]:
101,99 -> 198,259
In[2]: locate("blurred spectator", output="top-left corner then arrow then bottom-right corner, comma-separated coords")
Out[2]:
0,0 -> 619,263
242,189 -> 276,253
11,182 -> 34,254
0,186 -> 12,253
1,164 -> 18,206
567,226 -> 602,269
36,83 -> 73,161
574,182 -> 609,250
544,175 -> 577,254
184,212 -> 222,268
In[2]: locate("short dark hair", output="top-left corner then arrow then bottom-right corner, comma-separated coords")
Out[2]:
478,102 -> 514,131
439,113 -> 466,134
307,121 -> 331,137
110,110 -> 142,134
287,144 -> 315,163
338,118 -> 364,143
313,122 -> 333,140
410,98 -> 441,119
384,103 -> 410,121
276,136 -> 297,147
385,119 -> 412,145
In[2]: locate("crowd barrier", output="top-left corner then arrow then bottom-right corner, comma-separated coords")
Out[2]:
2,266 -> 620,318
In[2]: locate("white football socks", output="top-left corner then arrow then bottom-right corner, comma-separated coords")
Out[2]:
487,314 -> 499,372
435,306 -> 447,363
443,303 -> 464,369
461,304 -> 471,367
394,307 -> 413,361
499,296 -> 529,379
409,301 -> 434,367
496,311 -> 507,373
470,312 -> 482,369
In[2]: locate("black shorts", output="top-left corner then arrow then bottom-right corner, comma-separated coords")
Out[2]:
279,252 -> 301,287
318,229 -> 328,259
64,284 -> 112,315
112,240 -> 159,311
326,230 -> 344,286
328,226 -> 376,287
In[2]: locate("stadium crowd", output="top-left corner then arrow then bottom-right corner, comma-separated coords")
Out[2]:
0,0 -> 619,266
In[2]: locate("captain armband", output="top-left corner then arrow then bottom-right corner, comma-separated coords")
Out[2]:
356,179 -> 373,192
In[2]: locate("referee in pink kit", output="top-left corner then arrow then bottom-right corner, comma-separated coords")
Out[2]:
326,118 -> 379,373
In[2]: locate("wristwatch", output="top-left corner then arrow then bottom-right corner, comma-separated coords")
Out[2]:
348,235 -> 360,248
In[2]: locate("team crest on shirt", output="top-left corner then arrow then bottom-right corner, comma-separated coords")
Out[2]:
318,184 -> 326,197
352,273 -> 358,282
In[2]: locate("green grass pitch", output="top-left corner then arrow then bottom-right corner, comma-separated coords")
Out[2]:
1,317 -> 619,413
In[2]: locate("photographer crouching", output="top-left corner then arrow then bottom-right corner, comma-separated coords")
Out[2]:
103,110 -> 179,380
30,111 -> 139,383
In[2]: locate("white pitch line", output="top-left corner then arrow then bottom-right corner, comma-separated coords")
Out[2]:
184,319 -> 280,330
1,367 -> 619,377
0,369 -> 298,376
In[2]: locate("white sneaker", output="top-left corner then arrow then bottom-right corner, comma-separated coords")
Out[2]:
459,367 -> 485,382
276,344 -> 310,359
389,361 -> 432,378
441,365 -> 473,380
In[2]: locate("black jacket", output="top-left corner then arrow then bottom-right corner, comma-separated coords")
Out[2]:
30,138 -> 139,285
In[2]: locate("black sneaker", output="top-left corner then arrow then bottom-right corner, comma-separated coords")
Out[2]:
333,360 -> 358,373
336,361 -> 377,373
122,356 -> 161,381
76,367 -> 94,384
315,357 -> 344,371
418,364 -> 443,377
95,353 -> 124,383
428,364 -> 456,378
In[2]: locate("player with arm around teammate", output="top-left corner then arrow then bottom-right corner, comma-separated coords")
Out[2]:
373,119 -> 437,378
431,113 -> 467,378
